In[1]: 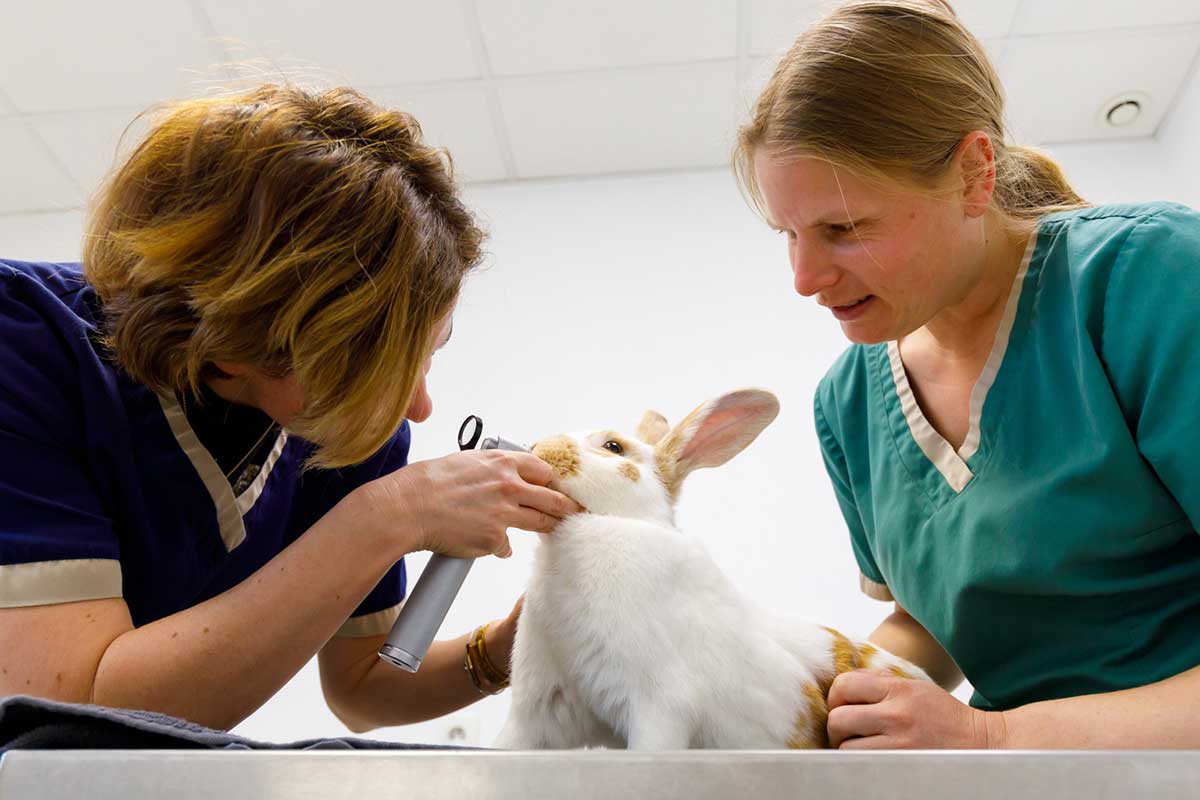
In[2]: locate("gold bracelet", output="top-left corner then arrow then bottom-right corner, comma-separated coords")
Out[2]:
464,624 -> 510,695
474,624 -> 511,685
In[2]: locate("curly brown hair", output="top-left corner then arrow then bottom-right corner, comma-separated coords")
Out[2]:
84,84 -> 484,468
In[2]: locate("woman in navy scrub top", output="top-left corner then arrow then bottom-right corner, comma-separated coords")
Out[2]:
737,0 -> 1200,748
0,84 -> 580,730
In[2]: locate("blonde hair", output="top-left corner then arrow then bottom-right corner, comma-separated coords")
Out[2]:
84,84 -> 483,469
735,0 -> 1088,226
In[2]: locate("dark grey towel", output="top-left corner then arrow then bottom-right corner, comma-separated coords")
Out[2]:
0,695 -> 473,752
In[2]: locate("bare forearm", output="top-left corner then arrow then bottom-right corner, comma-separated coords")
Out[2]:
324,622 -> 515,732
92,493 -> 408,730
868,607 -> 963,691
996,664 -> 1200,749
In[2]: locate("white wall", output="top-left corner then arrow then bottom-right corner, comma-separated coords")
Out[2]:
1158,55 -> 1200,209
2,86 -> 1198,745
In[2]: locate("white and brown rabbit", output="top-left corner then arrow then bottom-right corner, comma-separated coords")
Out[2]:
494,388 -> 929,750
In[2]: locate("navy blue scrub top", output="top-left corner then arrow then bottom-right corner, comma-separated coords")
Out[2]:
0,259 -> 407,637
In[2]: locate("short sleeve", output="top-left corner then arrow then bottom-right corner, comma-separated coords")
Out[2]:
297,422 -> 413,637
0,266 -> 123,607
1101,204 -> 1200,531
814,386 -> 894,602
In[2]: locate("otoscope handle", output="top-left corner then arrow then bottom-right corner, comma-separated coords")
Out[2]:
378,428 -> 530,672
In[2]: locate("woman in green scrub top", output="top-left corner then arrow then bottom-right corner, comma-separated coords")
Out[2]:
737,0 -> 1200,748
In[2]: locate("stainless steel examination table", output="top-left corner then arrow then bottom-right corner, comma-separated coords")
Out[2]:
3,749 -> 1199,799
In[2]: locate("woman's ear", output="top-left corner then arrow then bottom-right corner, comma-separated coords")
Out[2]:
954,130 -> 996,219
211,360 -> 253,379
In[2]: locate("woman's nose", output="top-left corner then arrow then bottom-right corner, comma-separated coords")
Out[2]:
790,239 -> 838,297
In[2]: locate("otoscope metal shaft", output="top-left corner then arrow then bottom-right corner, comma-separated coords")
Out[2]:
378,433 -> 529,672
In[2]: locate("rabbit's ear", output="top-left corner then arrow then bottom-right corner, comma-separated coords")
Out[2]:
636,410 -> 669,445
655,389 -> 779,498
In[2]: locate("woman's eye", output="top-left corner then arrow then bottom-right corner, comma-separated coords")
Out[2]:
603,440 -> 623,455
828,223 -> 854,236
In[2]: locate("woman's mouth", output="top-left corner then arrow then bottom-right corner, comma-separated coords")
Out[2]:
831,295 -> 874,322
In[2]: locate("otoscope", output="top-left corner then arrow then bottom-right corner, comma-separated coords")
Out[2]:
378,415 -> 530,672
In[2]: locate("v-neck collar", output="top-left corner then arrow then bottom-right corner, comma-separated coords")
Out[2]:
883,231 -> 1039,494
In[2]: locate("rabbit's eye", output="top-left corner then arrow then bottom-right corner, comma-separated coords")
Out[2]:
603,440 -> 624,455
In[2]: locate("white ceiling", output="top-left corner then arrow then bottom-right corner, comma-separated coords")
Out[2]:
1,0 -> 1198,214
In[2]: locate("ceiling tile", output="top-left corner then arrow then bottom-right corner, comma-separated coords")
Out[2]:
746,0 -> 833,57
0,1 -> 222,113
746,0 -> 1018,57
1002,28 -> 1200,143
30,109 -> 152,200
951,0 -> 1022,39
479,0 -> 738,76
740,58 -> 777,113
367,85 -> 509,183
201,0 -> 479,86
498,62 -> 738,178
1013,0 -> 1200,35
0,121 -> 83,213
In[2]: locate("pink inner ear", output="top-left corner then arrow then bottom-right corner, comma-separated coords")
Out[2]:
678,408 -> 745,466
678,393 -> 777,469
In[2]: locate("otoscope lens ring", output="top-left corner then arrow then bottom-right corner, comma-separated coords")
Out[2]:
458,415 -> 483,451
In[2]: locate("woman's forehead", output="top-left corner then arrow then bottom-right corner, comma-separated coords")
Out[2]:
756,153 -> 890,223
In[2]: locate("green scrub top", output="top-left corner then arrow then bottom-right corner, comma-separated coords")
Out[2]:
814,201 -> 1200,711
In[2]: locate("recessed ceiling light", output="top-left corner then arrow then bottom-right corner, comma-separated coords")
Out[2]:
1098,91 -> 1150,129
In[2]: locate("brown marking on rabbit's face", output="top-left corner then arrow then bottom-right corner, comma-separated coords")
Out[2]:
532,436 -> 580,479
529,428 -> 674,523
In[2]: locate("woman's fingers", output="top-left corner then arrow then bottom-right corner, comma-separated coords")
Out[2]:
517,483 -> 584,519
508,452 -> 556,486
510,506 -> 562,535
836,734 -> 894,750
826,671 -> 906,749
827,669 -> 890,709
827,701 -> 885,748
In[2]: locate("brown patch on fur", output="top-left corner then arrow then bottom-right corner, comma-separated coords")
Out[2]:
533,436 -> 580,478
822,626 -> 863,676
855,642 -> 915,680
786,628 -> 870,750
787,682 -> 831,749
618,461 -> 640,482
636,410 -> 669,445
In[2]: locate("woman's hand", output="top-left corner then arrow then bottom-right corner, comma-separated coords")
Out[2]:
356,450 -> 584,559
827,670 -> 1007,749
484,594 -> 523,674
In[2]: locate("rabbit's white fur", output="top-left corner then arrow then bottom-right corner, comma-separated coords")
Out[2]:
494,389 -> 929,750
